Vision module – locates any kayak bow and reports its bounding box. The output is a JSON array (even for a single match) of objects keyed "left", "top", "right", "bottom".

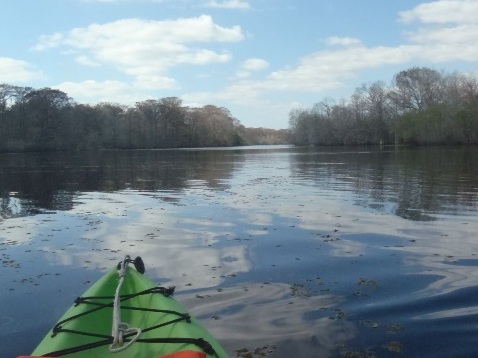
[{"left": 20, "top": 256, "right": 229, "bottom": 358}]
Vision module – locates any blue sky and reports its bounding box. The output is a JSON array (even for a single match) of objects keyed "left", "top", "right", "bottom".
[{"left": 1, "top": 0, "right": 478, "bottom": 129}]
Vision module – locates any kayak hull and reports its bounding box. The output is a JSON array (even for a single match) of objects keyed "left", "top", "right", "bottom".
[{"left": 29, "top": 264, "right": 229, "bottom": 358}]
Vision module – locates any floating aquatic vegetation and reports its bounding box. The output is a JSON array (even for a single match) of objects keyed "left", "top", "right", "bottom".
[
  {"left": 235, "top": 344, "right": 276, "bottom": 358},
  {"left": 323, "top": 236, "right": 341, "bottom": 242},
  {"left": 338, "top": 345, "right": 376, "bottom": 358},
  {"left": 353, "top": 291, "right": 369, "bottom": 298},
  {"left": 359, "top": 320, "right": 405, "bottom": 335},
  {"left": 360, "top": 320, "right": 380, "bottom": 328},
  {"left": 330, "top": 308, "right": 346, "bottom": 320},
  {"left": 386, "top": 324, "right": 404, "bottom": 334},
  {"left": 357, "top": 278, "right": 379, "bottom": 288},
  {"left": 289, "top": 283, "right": 311, "bottom": 297},
  {"left": 383, "top": 341, "right": 405, "bottom": 354},
  {"left": 1, "top": 253, "right": 20, "bottom": 268}
]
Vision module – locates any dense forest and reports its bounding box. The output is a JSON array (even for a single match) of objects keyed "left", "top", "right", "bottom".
[
  {"left": 0, "top": 84, "right": 287, "bottom": 152},
  {"left": 3, "top": 66, "right": 476, "bottom": 152},
  {"left": 289, "top": 67, "right": 478, "bottom": 146}
]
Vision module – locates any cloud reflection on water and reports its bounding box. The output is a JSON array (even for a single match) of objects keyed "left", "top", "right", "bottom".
[
  {"left": 181, "top": 282, "right": 356, "bottom": 357},
  {"left": 1, "top": 190, "right": 252, "bottom": 290}
]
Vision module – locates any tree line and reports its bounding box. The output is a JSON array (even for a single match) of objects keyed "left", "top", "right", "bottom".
[
  {"left": 289, "top": 67, "right": 478, "bottom": 146},
  {"left": 0, "top": 84, "right": 287, "bottom": 152}
]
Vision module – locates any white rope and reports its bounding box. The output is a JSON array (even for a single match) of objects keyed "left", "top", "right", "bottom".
[{"left": 109, "top": 255, "right": 142, "bottom": 353}]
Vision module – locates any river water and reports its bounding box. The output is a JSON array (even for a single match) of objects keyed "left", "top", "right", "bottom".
[{"left": 1, "top": 146, "right": 478, "bottom": 357}]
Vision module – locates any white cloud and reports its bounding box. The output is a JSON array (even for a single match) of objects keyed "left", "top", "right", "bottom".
[
  {"left": 408, "top": 24, "right": 478, "bottom": 44},
  {"left": 204, "top": 0, "right": 251, "bottom": 10},
  {"left": 75, "top": 55, "right": 101, "bottom": 67},
  {"left": 23, "top": 0, "right": 478, "bottom": 129},
  {"left": 0, "top": 57, "right": 42, "bottom": 83},
  {"left": 241, "top": 58, "right": 269, "bottom": 71},
  {"left": 133, "top": 74, "right": 178, "bottom": 90},
  {"left": 257, "top": 1, "right": 478, "bottom": 96},
  {"left": 404, "top": 23, "right": 478, "bottom": 63},
  {"left": 54, "top": 80, "right": 145, "bottom": 104},
  {"left": 235, "top": 58, "right": 269, "bottom": 78},
  {"left": 226, "top": 44, "right": 414, "bottom": 95},
  {"left": 269, "top": 0, "right": 478, "bottom": 93},
  {"left": 400, "top": 1, "right": 478, "bottom": 63},
  {"left": 81, "top": 0, "right": 170, "bottom": 2},
  {"left": 31, "top": 33, "right": 64, "bottom": 51},
  {"left": 34, "top": 16, "right": 244, "bottom": 90},
  {"left": 190, "top": 0, "right": 478, "bottom": 109},
  {"left": 399, "top": 0, "right": 478, "bottom": 24},
  {"left": 325, "top": 36, "right": 362, "bottom": 47},
  {"left": 194, "top": 44, "right": 342, "bottom": 104}
]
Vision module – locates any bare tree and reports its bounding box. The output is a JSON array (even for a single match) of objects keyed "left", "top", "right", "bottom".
[{"left": 389, "top": 67, "right": 444, "bottom": 112}]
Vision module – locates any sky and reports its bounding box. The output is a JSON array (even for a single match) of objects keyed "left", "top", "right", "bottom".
[{"left": 1, "top": 0, "right": 478, "bottom": 129}]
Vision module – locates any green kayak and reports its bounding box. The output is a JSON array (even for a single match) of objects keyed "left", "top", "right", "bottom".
[{"left": 20, "top": 256, "right": 230, "bottom": 358}]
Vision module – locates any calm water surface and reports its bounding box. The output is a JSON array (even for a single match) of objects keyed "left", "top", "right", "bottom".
[{"left": 1, "top": 146, "right": 478, "bottom": 357}]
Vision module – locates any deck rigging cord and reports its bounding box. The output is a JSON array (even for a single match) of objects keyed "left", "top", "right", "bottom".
[
  {"left": 42, "top": 255, "right": 217, "bottom": 357},
  {"left": 109, "top": 255, "right": 142, "bottom": 352}
]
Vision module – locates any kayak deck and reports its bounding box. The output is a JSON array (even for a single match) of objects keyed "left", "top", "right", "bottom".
[{"left": 28, "top": 257, "right": 229, "bottom": 358}]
